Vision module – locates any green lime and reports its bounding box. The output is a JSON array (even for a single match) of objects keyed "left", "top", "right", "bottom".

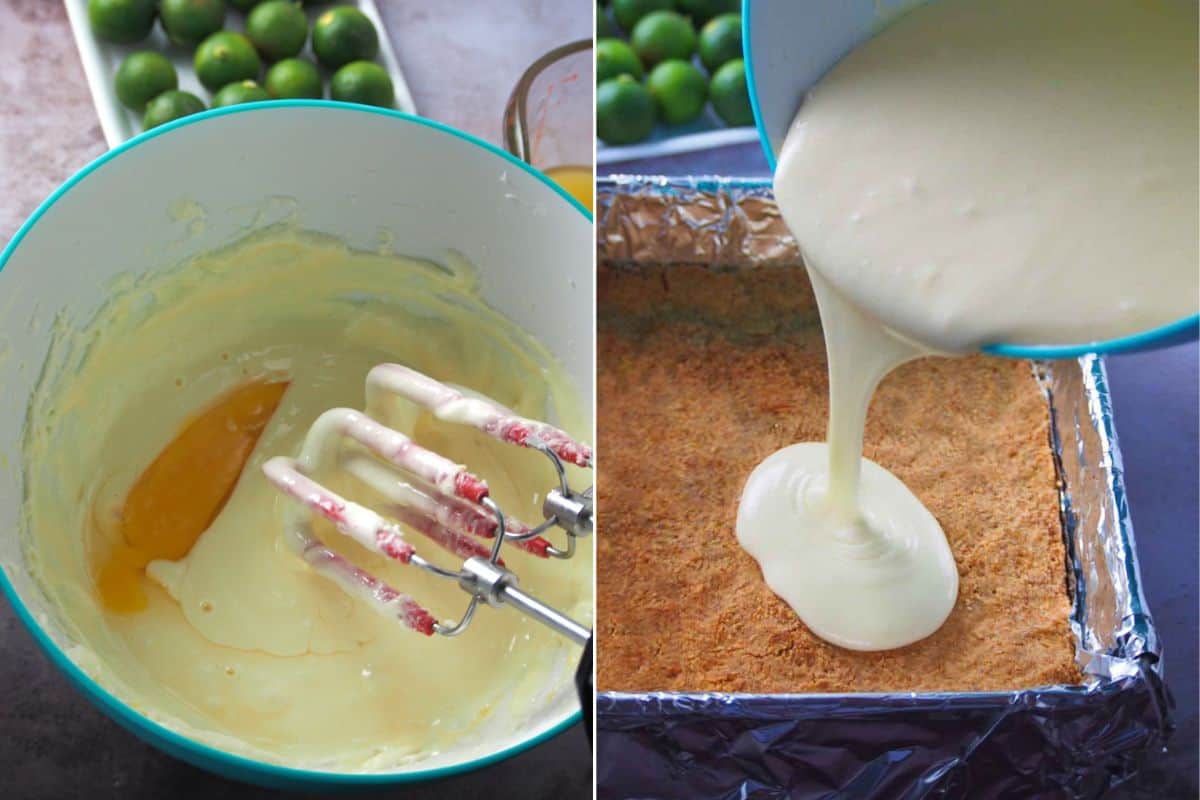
[
  {"left": 698, "top": 13, "right": 742, "bottom": 72},
  {"left": 312, "top": 6, "right": 379, "bottom": 69},
  {"left": 330, "top": 61, "right": 394, "bottom": 107},
  {"left": 709, "top": 58, "right": 753, "bottom": 126},
  {"left": 596, "top": 74, "right": 656, "bottom": 145},
  {"left": 265, "top": 58, "right": 323, "bottom": 98},
  {"left": 645, "top": 59, "right": 706, "bottom": 125},
  {"left": 630, "top": 10, "right": 696, "bottom": 68},
  {"left": 195, "top": 32, "right": 262, "bottom": 92},
  {"left": 675, "top": 0, "right": 738, "bottom": 26},
  {"left": 114, "top": 51, "right": 178, "bottom": 112},
  {"left": 87, "top": 0, "right": 156, "bottom": 44},
  {"left": 596, "top": 38, "right": 644, "bottom": 84},
  {"left": 142, "top": 90, "right": 205, "bottom": 130},
  {"left": 597, "top": 4, "right": 618, "bottom": 38},
  {"left": 212, "top": 79, "right": 272, "bottom": 107},
  {"left": 611, "top": 0, "right": 672, "bottom": 31},
  {"left": 246, "top": 1, "right": 309, "bottom": 62},
  {"left": 159, "top": 0, "right": 225, "bottom": 48}
]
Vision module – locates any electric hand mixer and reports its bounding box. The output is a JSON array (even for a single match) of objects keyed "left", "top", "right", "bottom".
[{"left": 262, "top": 364, "right": 593, "bottom": 648}]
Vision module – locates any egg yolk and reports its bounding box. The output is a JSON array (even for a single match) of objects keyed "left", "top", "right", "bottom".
[{"left": 94, "top": 380, "right": 289, "bottom": 613}]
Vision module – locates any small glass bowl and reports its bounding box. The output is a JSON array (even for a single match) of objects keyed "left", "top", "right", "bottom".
[{"left": 503, "top": 39, "right": 593, "bottom": 212}]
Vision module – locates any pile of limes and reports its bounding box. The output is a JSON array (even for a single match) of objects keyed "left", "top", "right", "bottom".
[
  {"left": 596, "top": 0, "right": 751, "bottom": 146},
  {"left": 88, "top": 0, "right": 395, "bottom": 132}
]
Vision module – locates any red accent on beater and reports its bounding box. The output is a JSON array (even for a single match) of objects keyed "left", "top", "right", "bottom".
[
  {"left": 520, "top": 536, "right": 552, "bottom": 558},
  {"left": 454, "top": 472, "right": 489, "bottom": 503},
  {"left": 399, "top": 599, "right": 437, "bottom": 636},
  {"left": 375, "top": 528, "right": 415, "bottom": 563},
  {"left": 392, "top": 507, "right": 500, "bottom": 565},
  {"left": 313, "top": 496, "right": 346, "bottom": 524}
]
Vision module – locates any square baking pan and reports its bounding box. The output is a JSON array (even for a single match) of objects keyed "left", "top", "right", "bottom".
[{"left": 595, "top": 177, "right": 1173, "bottom": 800}]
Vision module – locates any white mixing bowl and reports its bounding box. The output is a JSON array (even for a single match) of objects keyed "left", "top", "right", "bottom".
[{"left": 0, "top": 102, "right": 591, "bottom": 789}]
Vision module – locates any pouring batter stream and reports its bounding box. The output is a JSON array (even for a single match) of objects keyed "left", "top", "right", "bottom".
[{"left": 738, "top": 0, "right": 1198, "bottom": 650}]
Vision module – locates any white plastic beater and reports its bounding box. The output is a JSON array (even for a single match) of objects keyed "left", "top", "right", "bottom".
[{"left": 262, "top": 364, "right": 592, "bottom": 645}]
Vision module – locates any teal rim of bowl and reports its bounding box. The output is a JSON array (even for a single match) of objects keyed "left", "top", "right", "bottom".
[
  {"left": 983, "top": 314, "right": 1200, "bottom": 359},
  {"left": 739, "top": 2, "right": 1198, "bottom": 358},
  {"left": 0, "top": 99, "right": 587, "bottom": 787},
  {"left": 742, "top": 0, "right": 777, "bottom": 172}
]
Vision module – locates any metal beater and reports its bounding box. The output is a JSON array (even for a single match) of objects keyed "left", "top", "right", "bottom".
[{"left": 262, "top": 364, "right": 592, "bottom": 645}]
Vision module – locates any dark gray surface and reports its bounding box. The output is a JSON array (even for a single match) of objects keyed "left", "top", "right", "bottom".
[
  {"left": 1104, "top": 343, "right": 1199, "bottom": 799},
  {"left": 0, "top": 597, "right": 591, "bottom": 798}
]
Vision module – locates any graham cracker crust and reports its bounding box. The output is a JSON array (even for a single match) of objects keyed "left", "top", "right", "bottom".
[{"left": 596, "top": 265, "right": 1080, "bottom": 694}]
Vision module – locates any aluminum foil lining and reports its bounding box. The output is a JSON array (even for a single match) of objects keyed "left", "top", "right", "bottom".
[{"left": 595, "top": 177, "right": 1173, "bottom": 800}]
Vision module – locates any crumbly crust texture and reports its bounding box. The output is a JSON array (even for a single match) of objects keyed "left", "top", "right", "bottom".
[{"left": 597, "top": 266, "right": 1080, "bottom": 693}]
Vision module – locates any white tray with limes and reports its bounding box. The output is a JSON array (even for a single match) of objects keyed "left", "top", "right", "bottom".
[
  {"left": 596, "top": 1, "right": 757, "bottom": 165},
  {"left": 65, "top": 0, "right": 417, "bottom": 147}
]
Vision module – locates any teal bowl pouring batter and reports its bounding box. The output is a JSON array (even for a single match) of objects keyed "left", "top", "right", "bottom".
[{"left": 743, "top": 0, "right": 1199, "bottom": 359}]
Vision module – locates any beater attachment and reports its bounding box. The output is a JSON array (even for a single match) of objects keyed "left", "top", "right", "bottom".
[{"left": 263, "top": 364, "right": 592, "bottom": 644}]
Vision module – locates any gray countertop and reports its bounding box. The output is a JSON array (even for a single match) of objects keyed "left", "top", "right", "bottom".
[{"left": 0, "top": 2, "right": 591, "bottom": 798}]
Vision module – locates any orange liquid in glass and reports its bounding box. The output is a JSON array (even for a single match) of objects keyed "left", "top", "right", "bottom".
[{"left": 545, "top": 165, "right": 593, "bottom": 213}]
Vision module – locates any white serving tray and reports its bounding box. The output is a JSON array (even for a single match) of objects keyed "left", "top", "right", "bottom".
[
  {"left": 64, "top": 0, "right": 417, "bottom": 147},
  {"left": 597, "top": 123, "right": 758, "bottom": 166}
]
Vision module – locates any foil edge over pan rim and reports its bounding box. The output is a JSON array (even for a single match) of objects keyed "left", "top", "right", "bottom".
[{"left": 594, "top": 176, "right": 1172, "bottom": 797}]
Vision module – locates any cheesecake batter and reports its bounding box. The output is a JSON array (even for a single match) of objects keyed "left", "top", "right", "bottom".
[
  {"left": 739, "top": 0, "right": 1198, "bottom": 649},
  {"left": 22, "top": 228, "right": 591, "bottom": 769}
]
